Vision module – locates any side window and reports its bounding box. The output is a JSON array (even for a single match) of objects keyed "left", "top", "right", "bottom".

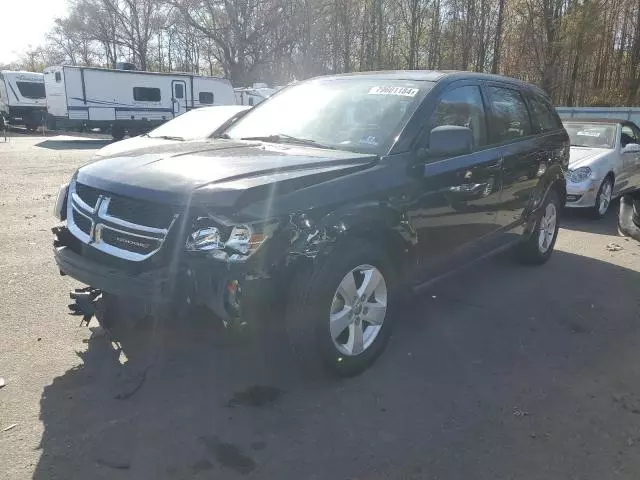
[
  {"left": 199, "top": 91, "right": 214, "bottom": 104},
  {"left": 133, "top": 87, "right": 161, "bottom": 102},
  {"left": 488, "top": 86, "right": 532, "bottom": 142},
  {"left": 431, "top": 85, "right": 487, "bottom": 149},
  {"left": 55, "top": 72, "right": 61, "bottom": 83},
  {"left": 621, "top": 125, "right": 638, "bottom": 147},
  {"left": 174, "top": 83, "right": 184, "bottom": 99},
  {"left": 528, "top": 95, "right": 562, "bottom": 133}
]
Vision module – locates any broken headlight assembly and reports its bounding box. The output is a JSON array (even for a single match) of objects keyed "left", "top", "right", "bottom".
[
  {"left": 185, "top": 219, "right": 278, "bottom": 258},
  {"left": 53, "top": 182, "right": 69, "bottom": 221}
]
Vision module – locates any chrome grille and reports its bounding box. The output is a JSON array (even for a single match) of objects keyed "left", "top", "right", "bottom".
[
  {"left": 67, "top": 181, "right": 178, "bottom": 261},
  {"left": 72, "top": 208, "right": 92, "bottom": 235}
]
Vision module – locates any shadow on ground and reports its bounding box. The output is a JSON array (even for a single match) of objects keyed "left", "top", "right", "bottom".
[
  {"left": 561, "top": 199, "right": 621, "bottom": 236},
  {"left": 35, "top": 138, "right": 111, "bottom": 150},
  {"left": 34, "top": 250, "right": 640, "bottom": 479}
]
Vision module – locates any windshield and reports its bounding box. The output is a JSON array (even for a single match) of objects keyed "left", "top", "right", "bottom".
[
  {"left": 225, "top": 78, "right": 432, "bottom": 154},
  {"left": 16, "top": 81, "right": 45, "bottom": 99},
  {"left": 564, "top": 122, "right": 616, "bottom": 149},
  {"left": 147, "top": 106, "right": 248, "bottom": 140}
]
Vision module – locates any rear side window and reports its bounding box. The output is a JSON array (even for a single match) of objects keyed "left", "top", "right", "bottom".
[
  {"left": 55, "top": 72, "right": 61, "bottom": 82},
  {"left": 133, "top": 87, "right": 161, "bottom": 102},
  {"left": 431, "top": 85, "right": 487, "bottom": 149},
  {"left": 16, "top": 82, "right": 45, "bottom": 99},
  {"left": 199, "top": 91, "right": 214, "bottom": 104},
  {"left": 488, "top": 86, "right": 531, "bottom": 142},
  {"left": 528, "top": 95, "right": 562, "bottom": 133}
]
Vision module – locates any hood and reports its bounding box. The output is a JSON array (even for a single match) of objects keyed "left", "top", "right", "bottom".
[
  {"left": 76, "top": 140, "right": 377, "bottom": 209},
  {"left": 94, "top": 136, "right": 178, "bottom": 158},
  {"left": 569, "top": 146, "right": 611, "bottom": 169}
]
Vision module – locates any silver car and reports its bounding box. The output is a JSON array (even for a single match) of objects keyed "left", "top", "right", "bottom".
[{"left": 564, "top": 119, "right": 640, "bottom": 218}]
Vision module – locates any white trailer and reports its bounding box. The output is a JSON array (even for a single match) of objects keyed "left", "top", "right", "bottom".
[
  {"left": 234, "top": 85, "right": 277, "bottom": 106},
  {"left": 43, "top": 66, "right": 236, "bottom": 139},
  {"left": 0, "top": 71, "right": 47, "bottom": 131}
]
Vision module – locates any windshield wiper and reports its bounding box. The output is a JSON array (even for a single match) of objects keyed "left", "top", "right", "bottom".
[
  {"left": 240, "top": 134, "right": 336, "bottom": 150},
  {"left": 149, "top": 135, "right": 185, "bottom": 141}
]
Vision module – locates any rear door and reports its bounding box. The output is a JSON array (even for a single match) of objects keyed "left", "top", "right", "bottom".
[
  {"left": 484, "top": 83, "right": 543, "bottom": 235},
  {"left": 407, "top": 82, "right": 504, "bottom": 282}
]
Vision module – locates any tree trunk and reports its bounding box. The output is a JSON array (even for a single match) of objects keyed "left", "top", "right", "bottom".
[{"left": 491, "top": 0, "right": 505, "bottom": 74}]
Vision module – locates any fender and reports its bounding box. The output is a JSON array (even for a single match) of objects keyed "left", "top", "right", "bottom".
[{"left": 286, "top": 199, "right": 418, "bottom": 274}]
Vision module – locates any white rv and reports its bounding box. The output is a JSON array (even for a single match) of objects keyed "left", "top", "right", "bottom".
[
  {"left": 43, "top": 66, "right": 236, "bottom": 139},
  {"left": 0, "top": 71, "right": 47, "bottom": 131},
  {"left": 234, "top": 84, "right": 277, "bottom": 106}
]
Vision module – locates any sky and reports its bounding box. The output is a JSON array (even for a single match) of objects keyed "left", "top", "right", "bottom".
[{"left": 0, "top": 0, "right": 68, "bottom": 64}]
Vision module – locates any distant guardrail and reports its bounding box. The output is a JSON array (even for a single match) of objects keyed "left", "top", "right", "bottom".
[{"left": 556, "top": 107, "right": 640, "bottom": 125}]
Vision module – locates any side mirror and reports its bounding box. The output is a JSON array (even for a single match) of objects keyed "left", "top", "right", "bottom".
[
  {"left": 623, "top": 143, "right": 640, "bottom": 153},
  {"left": 427, "top": 125, "right": 473, "bottom": 158}
]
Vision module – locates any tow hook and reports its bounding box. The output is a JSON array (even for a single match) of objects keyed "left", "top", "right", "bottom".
[{"left": 68, "top": 286, "right": 102, "bottom": 325}]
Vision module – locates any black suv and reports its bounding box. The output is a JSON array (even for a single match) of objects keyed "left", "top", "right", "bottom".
[{"left": 53, "top": 71, "right": 568, "bottom": 376}]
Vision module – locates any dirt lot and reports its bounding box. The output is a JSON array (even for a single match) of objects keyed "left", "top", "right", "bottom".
[{"left": 2, "top": 132, "right": 640, "bottom": 480}]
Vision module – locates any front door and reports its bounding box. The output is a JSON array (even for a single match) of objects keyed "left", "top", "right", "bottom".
[
  {"left": 172, "top": 80, "right": 187, "bottom": 117},
  {"left": 407, "top": 83, "right": 504, "bottom": 282}
]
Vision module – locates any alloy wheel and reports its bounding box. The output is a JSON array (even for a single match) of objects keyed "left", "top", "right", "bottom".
[
  {"left": 329, "top": 264, "right": 387, "bottom": 357},
  {"left": 538, "top": 202, "right": 557, "bottom": 253},
  {"left": 598, "top": 179, "right": 613, "bottom": 216}
]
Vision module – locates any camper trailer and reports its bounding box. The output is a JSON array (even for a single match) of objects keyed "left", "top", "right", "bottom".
[
  {"left": 43, "top": 66, "right": 236, "bottom": 139},
  {"left": 234, "top": 84, "right": 277, "bottom": 106},
  {"left": 0, "top": 71, "right": 47, "bottom": 131}
]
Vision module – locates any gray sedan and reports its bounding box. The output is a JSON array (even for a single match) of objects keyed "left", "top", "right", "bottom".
[{"left": 564, "top": 119, "right": 640, "bottom": 218}]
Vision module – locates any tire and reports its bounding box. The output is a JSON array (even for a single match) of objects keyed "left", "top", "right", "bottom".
[
  {"left": 591, "top": 176, "right": 614, "bottom": 219},
  {"left": 25, "top": 123, "right": 38, "bottom": 133},
  {"left": 517, "top": 189, "right": 561, "bottom": 265},
  {"left": 111, "top": 124, "right": 125, "bottom": 141},
  {"left": 285, "top": 240, "right": 396, "bottom": 377}
]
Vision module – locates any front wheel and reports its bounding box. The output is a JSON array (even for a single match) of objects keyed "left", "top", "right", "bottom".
[
  {"left": 592, "top": 176, "right": 614, "bottom": 219},
  {"left": 285, "top": 241, "right": 395, "bottom": 377},
  {"left": 517, "top": 189, "right": 561, "bottom": 265}
]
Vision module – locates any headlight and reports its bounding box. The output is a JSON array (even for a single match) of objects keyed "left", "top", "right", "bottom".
[
  {"left": 185, "top": 227, "right": 222, "bottom": 251},
  {"left": 185, "top": 221, "right": 276, "bottom": 256},
  {"left": 53, "top": 183, "right": 69, "bottom": 220},
  {"left": 567, "top": 166, "right": 593, "bottom": 183}
]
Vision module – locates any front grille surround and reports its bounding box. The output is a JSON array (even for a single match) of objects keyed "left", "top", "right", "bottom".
[{"left": 67, "top": 181, "right": 178, "bottom": 261}]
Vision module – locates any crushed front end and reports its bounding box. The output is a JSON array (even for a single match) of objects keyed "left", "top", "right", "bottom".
[{"left": 52, "top": 179, "right": 286, "bottom": 326}]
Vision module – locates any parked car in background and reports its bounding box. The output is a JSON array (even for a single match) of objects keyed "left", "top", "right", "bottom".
[
  {"left": 563, "top": 118, "right": 640, "bottom": 218},
  {"left": 93, "top": 105, "right": 250, "bottom": 158},
  {"left": 53, "top": 71, "right": 567, "bottom": 377}
]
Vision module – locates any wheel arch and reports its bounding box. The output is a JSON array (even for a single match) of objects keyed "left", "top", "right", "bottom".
[{"left": 285, "top": 202, "right": 418, "bottom": 282}]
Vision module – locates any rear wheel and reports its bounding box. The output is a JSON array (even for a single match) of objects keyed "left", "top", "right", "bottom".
[
  {"left": 285, "top": 241, "right": 395, "bottom": 377},
  {"left": 517, "top": 189, "right": 560, "bottom": 265},
  {"left": 592, "top": 176, "right": 614, "bottom": 219},
  {"left": 111, "top": 124, "right": 125, "bottom": 141}
]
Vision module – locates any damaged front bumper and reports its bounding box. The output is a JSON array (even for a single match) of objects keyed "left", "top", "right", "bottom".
[{"left": 53, "top": 226, "right": 280, "bottom": 324}]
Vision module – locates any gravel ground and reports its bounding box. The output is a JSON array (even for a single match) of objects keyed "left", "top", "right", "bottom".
[{"left": 1, "top": 133, "right": 640, "bottom": 480}]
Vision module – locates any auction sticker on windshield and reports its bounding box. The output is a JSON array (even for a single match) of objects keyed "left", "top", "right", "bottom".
[
  {"left": 369, "top": 86, "right": 419, "bottom": 97},
  {"left": 577, "top": 130, "right": 603, "bottom": 137}
]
